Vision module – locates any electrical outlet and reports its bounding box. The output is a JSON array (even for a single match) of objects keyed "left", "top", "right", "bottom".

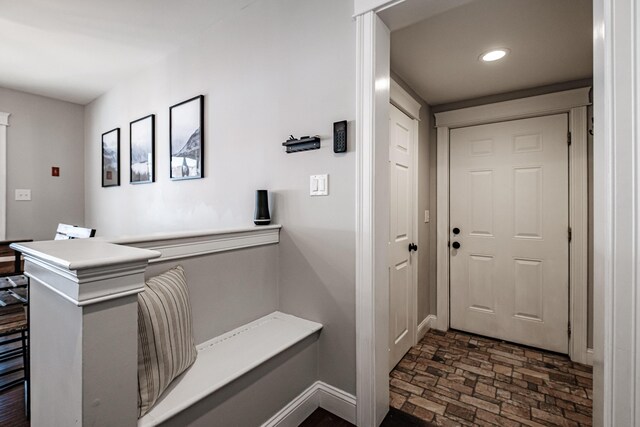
[{"left": 15, "top": 189, "right": 31, "bottom": 201}]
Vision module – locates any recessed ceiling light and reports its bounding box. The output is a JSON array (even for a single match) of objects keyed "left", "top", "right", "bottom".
[{"left": 480, "top": 49, "right": 509, "bottom": 62}]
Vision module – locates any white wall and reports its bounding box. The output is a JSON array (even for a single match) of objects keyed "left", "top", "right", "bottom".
[
  {"left": 84, "top": 0, "right": 356, "bottom": 394},
  {"left": 0, "top": 86, "right": 85, "bottom": 241}
]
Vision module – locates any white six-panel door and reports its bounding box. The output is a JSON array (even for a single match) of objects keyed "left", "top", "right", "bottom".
[
  {"left": 449, "top": 114, "right": 569, "bottom": 353},
  {"left": 389, "top": 104, "right": 416, "bottom": 370}
]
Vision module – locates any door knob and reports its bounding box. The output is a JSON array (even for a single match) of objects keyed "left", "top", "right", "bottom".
[
  {"left": 452, "top": 227, "right": 460, "bottom": 235},
  {"left": 452, "top": 241, "right": 461, "bottom": 249},
  {"left": 408, "top": 243, "right": 418, "bottom": 252}
]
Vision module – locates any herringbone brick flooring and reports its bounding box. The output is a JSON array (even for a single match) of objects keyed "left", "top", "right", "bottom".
[{"left": 390, "top": 329, "right": 592, "bottom": 426}]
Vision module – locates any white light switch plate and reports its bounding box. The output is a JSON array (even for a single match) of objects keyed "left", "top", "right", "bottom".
[
  {"left": 310, "top": 174, "right": 329, "bottom": 196},
  {"left": 424, "top": 210, "right": 430, "bottom": 223},
  {"left": 15, "top": 189, "right": 31, "bottom": 201}
]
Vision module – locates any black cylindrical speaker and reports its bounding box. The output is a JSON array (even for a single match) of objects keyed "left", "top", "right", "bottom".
[{"left": 254, "top": 190, "right": 271, "bottom": 225}]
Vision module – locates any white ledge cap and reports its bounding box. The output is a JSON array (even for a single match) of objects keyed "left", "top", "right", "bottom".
[
  {"left": 103, "top": 224, "right": 282, "bottom": 245},
  {"left": 11, "top": 239, "right": 161, "bottom": 271}
]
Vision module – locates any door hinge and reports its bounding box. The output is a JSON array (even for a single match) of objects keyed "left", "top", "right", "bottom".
[
  {"left": 568, "top": 227, "right": 572, "bottom": 242},
  {"left": 568, "top": 322, "right": 572, "bottom": 337},
  {"left": 568, "top": 132, "right": 572, "bottom": 145}
]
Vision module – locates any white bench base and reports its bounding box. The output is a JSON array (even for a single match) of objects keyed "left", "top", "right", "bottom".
[{"left": 138, "top": 311, "right": 322, "bottom": 427}]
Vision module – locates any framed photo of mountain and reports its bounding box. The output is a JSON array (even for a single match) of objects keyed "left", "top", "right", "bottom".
[
  {"left": 102, "top": 127, "right": 120, "bottom": 187},
  {"left": 130, "top": 114, "right": 155, "bottom": 184},
  {"left": 170, "top": 95, "right": 204, "bottom": 180}
]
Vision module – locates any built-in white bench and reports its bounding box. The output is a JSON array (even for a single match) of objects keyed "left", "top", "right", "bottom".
[
  {"left": 139, "top": 311, "right": 322, "bottom": 427},
  {"left": 12, "top": 225, "right": 330, "bottom": 427}
]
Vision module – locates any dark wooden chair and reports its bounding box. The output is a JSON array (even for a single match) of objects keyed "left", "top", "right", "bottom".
[{"left": 0, "top": 242, "right": 30, "bottom": 417}]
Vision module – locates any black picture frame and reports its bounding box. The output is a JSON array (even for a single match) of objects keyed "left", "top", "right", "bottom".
[
  {"left": 130, "top": 114, "right": 155, "bottom": 184},
  {"left": 102, "top": 128, "right": 120, "bottom": 187},
  {"left": 170, "top": 95, "right": 204, "bottom": 180}
]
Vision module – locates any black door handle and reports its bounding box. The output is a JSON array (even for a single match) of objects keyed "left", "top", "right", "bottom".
[
  {"left": 408, "top": 243, "right": 418, "bottom": 252},
  {"left": 452, "top": 241, "right": 461, "bottom": 249}
]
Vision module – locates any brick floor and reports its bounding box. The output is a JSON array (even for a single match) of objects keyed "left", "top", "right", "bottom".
[{"left": 390, "top": 329, "right": 592, "bottom": 426}]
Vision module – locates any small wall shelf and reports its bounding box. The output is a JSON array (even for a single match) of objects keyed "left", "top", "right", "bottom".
[{"left": 282, "top": 136, "right": 321, "bottom": 153}]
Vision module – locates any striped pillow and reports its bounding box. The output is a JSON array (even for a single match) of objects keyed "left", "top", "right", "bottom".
[{"left": 137, "top": 265, "right": 197, "bottom": 417}]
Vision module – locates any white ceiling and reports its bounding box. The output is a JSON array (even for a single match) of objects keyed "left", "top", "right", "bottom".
[
  {"left": 389, "top": 0, "right": 593, "bottom": 106},
  {"left": 0, "top": 0, "right": 258, "bottom": 104}
]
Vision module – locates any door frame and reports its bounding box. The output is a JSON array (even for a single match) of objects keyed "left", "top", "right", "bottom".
[
  {"left": 354, "top": 0, "right": 635, "bottom": 425},
  {"left": 433, "top": 87, "right": 591, "bottom": 364},
  {"left": 389, "top": 79, "right": 421, "bottom": 350}
]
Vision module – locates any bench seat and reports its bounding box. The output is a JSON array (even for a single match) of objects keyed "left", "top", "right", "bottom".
[{"left": 138, "top": 311, "right": 323, "bottom": 427}]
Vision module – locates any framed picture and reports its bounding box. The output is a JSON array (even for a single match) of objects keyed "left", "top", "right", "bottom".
[
  {"left": 102, "top": 128, "right": 120, "bottom": 187},
  {"left": 130, "top": 114, "right": 155, "bottom": 184},
  {"left": 170, "top": 95, "right": 204, "bottom": 180}
]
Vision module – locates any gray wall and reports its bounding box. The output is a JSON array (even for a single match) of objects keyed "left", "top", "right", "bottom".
[
  {"left": 0, "top": 86, "right": 85, "bottom": 241},
  {"left": 144, "top": 245, "right": 279, "bottom": 345},
  {"left": 84, "top": 0, "right": 356, "bottom": 394}
]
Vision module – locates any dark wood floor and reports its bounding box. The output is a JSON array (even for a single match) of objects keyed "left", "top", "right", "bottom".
[
  {"left": 300, "top": 407, "right": 430, "bottom": 426},
  {"left": 0, "top": 328, "right": 29, "bottom": 427},
  {"left": 0, "top": 384, "right": 28, "bottom": 427}
]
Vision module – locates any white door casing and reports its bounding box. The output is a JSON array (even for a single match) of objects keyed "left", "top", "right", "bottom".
[
  {"left": 0, "top": 112, "right": 9, "bottom": 241},
  {"left": 435, "top": 87, "right": 590, "bottom": 364},
  {"left": 388, "top": 104, "right": 416, "bottom": 370},
  {"left": 449, "top": 114, "right": 569, "bottom": 353}
]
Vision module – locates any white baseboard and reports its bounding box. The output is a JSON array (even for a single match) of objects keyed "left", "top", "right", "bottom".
[
  {"left": 261, "top": 381, "right": 356, "bottom": 427},
  {"left": 586, "top": 348, "right": 593, "bottom": 366},
  {"left": 316, "top": 382, "right": 357, "bottom": 423},
  {"left": 417, "top": 314, "right": 437, "bottom": 341}
]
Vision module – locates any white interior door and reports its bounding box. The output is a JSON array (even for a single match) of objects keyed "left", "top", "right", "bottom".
[
  {"left": 389, "top": 104, "right": 416, "bottom": 371},
  {"left": 449, "top": 114, "right": 569, "bottom": 353}
]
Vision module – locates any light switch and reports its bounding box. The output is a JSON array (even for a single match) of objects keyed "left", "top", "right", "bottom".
[
  {"left": 15, "top": 189, "right": 31, "bottom": 201},
  {"left": 310, "top": 174, "right": 329, "bottom": 196},
  {"left": 424, "top": 210, "right": 430, "bottom": 223}
]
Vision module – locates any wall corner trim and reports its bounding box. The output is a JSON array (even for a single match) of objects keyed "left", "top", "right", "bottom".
[
  {"left": 0, "top": 111, "right": 8, "bottom": 240},
  {"left": 261, "top": 381, "right": 356, "bottom": 427},
  {"left": 0, "top": 112, "right": 10, "bottom": 127}
]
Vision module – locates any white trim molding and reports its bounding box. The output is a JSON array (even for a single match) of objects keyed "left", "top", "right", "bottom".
[
  {"left": 11, "top": 239, "right": 160, "bottom": 306},
  {"left": 355, "top": 11, "right": 391, "bottom": 427},
  {"left": 417, "top": 314, "right": 437, "bottom": 342},
  {"left": 435, "top": 126, "right": 450, "bottom": 332},
  {"left": 0, "top": 112, "right": 9, "bottom": 241},
  {"left": 593, "top": 0, "right": 640, "bottom": 424},
  {"left": 261, "top": 381, "right": 356, "bottom": 427},
  {"left": 390, "top": 79, "right": 421, "bottom": 120},
  {"left": 107, "top": 225, "right": 281, "bottom": 263},
  {"left": 434, "top": 88, "right": 591, "bottom": 128},
  {"left": 434, "top": 88, "right": 591, "bottom": 364}
]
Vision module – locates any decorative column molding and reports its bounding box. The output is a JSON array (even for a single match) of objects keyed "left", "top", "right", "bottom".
[
  {"left": 593, "top": 0, "right": 640, "bottom": 424},
  {"left": 355, "top": 11, "right": 391, "bottom": 427},
  {"left": 0, "top": 112, "right": 9, "bottom": 241},
  {"left": 11, "top": 239, "right": 160, "bottom": 427}
]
